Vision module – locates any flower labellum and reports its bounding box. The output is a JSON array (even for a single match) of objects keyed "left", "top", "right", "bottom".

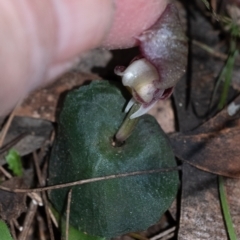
[{"left": 115, "top": 3, "right": 188, "bottom": 119}]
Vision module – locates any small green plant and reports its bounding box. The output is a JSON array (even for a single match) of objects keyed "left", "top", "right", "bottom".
[
  {"left": 218, "top": 176, "right": 237, "bottom": 240},
  {"left": 212, "top": 24, "right": 239, "bottom": 110},
  {"left": 48, "top": 3, "right": 187, "bottom": 239},
  {"left": 0, "top": 220, "right": 13, "bottom": 240},
  {"left": 5, "top": 149, "right": 23, "bottom": 177},
  {"left": 48, "top": 81, "right": 179, "bottom": 239},
  {"left": 201, "top": 0, "right": 240, "bottom": 109}
]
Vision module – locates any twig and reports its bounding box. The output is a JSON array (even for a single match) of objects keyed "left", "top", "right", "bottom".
[
  {"left": 40, "top": 151, "right": 58, "bottom": 229},
  {"left": 65, "top": 189, "right": 72, "bottom": 240},
  {"left": 0, "top": 166, "right": 181, "bottom": 193},
  {"left": 28, "top": 192, "right": 43, "bottom": 206},
  {"left": 48, "top": 207, "right": 58, "bottom": 228},
  {"left": 41, "top": 153, "right": 49, "bottom": 186},
  {"left": 0, "top": 165, "right": 12, "bottom": 178},
  {"left": 161, "top": 232, "right": 175, "bottom": 240},
  {"left": 18, "top": 200, "right": 38, "bottom": 240},
  {"left": 42, "top": 193, "right": 55, "bottom": 240},
  {"left": 37, "top": 215, "right": 46, "bottom": 240},
  {"left": 0, "top": 163, "right": 43, "bottom": 205},
  {"left": 0, "top": 133, "right": 28, "bottom": 155},
  {"left": 9, "top": 220, "right": 17, "bottom": 240},
  {"left": 150, "top": 226, "right": 176, "bottom": 240},
  {"left": 13, "top": 219, "right": 23, "bottom": 232},
  {"left": 0, "top": 102, "right": 21, "bottom": 147},
  {"left": 33, "top": 152, "right": 44, "bottom": 186},
  {"left": 128, "top": 233, "right": 149, "bottom": 240},
  {"left": 33, "top": 151, "right": 55, "bottom": 240},
  {"left": 192, "top": 39, "right": 228, "bottom": 60}
]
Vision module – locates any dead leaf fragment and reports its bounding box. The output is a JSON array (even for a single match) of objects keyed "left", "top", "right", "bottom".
[
  {"left": 148, "top": 99, "right": 175, "bottom": 133},
  {"left": 0, "top": 117, "right": 53, "bottom": 163},
  {"left": 170, "top": 96, "right": 240, "bottom": 178},
  {"left": 178, "top": 164, "right": 228, "bottom": 240},
  {"left": 16, "top": 72, "right": 100, "bottom": 122},
  {"left": 0, "top": 177, "right": 26, "bottom": 221}
]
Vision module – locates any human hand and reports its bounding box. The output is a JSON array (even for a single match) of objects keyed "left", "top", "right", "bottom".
[{"left": 0, "top": 0, "right": 167, "bottom": 116}]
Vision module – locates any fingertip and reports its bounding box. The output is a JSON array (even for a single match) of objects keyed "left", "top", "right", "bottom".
[
  {"left": 53, "top": 0, "right": 114, "bottom": 63},
  {"left": 102, "top": 0, "right": 168, "bottom": 49}
]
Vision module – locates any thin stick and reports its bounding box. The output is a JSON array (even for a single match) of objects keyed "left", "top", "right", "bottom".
[
  {"left": 48, "top": 207, "right": 58, "bottom": 228},
  {"left": 0, "top": 165, "right": 12, "bottom": 178},
  {"left": 13, "top": 219, "right": 23, "bottom": 232},
  {"left": 37, "top": 215, "right": 46, "bottom": 240},
  {"left": 39, "top": 153, "right": 58, "bottom": 229},
  {"left": 33, "top": 152, "right": 44, "bottom": 185},
  {"left": 41, "top": 154, "right": 49, "bottom": 186},
  {"left": 0, "top": 132, "right": 28, "bottom": 155},
  {"left": 161, "top": 232, "right": 175, "bottom": 240},
  {"left": 0, "top": 102, "right": 21, "bottom": 147},
  {"left": 128, "top": 233, "right": 149, "bottom": 240},
  {"left": 28, "top": 192, "right": 43, "bottom": 206},
  {"left": 192, "top": 39, "right": 227, "bottom": 60},
  {"left": 150, "top": 226, "right": 176, "bottom": 240},
  {"left": 0, "top": 162, "right": 43, "bottom": 205},
  {"left": 33, "top": 151, "right": 55, "bottom": 240},
  {"left": 41, "top": 193, "right": 55, "bottom": 240},
  {"left": 18, "top": 200, "right": 38, "bottom": 240},
  {"left": 0, "top": 166, "right": 181, "bottom": 193},
  {"left": 65, "top": 189, "right": 72, "bottom": 240},
  {"left": 9, "top": 220, "right": 17, "bottom": 240}
]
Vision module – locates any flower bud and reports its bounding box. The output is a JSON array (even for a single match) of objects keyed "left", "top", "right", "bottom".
[
  {"left": 115, "top": 58, "right": 169, "bottom": 119},
  {"left": 115, "top": 3, "right": 188, "bottom": 119}
]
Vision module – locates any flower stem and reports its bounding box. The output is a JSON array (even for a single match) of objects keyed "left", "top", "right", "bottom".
[{"left": 114, "top": 103, "right": 140, "bottom": 146}]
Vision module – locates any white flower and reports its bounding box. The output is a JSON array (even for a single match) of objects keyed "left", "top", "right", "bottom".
[
  {"left": 114, "top": 3, "right": 188, "bottom": 119},
  {"left": 115, "top": 58, "right": 173, "bottom": 119}
]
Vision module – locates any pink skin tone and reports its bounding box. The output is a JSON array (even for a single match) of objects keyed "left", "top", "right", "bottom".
[{"left": 0, "top": 0, "right": 167, "bottom": 116}]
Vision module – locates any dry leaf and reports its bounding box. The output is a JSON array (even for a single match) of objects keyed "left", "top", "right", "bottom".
[
  {"left": 178, "top": 164, "right": 228, "bottom": 240},
  {"left": 16, "top": 72, "right": 100, "bottom": 122},
  {"left": 0, "top": 117, "right": 53, "bottom": 164},
  {"left": 0, "top": 178, "right": 26, "bottom": 221},
  {"left": 170, "top": 96, "right": 240, "bottom": 178},
  {"left": 148, "top": 99, "right": 175, "bottom": 133}
]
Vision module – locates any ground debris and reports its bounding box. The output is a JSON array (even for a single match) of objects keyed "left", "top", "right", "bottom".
[
  {"left": 0, "top": 117, "right": 52, "bottom": 163},
  {"left": 172, "top": 2, "right": 240, "bottom": 239},
  {"left": 0, "top": 177, "right": 26, "bottom": 221}
]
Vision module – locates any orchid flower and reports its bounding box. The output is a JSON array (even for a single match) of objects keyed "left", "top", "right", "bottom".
[{"left": 115, "top": 3, "right": 188, "bottom": 119}]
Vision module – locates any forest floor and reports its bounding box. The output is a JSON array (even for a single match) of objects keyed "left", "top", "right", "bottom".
[{"left": 1, "top": 0, "right": 240, "bottom": 239}]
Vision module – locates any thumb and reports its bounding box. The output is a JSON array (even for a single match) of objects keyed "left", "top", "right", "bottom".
[
  {"left": 0, "top": 0, "right": 114, "bottom": 116},
  {"left": 0, "top": 0, "right": 167, "bottom": 116}
]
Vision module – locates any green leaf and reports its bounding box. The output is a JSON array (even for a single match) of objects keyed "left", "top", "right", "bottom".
[
  {"left": 5, "top": 149, "right": 23, "bottom": 177},
  {"left": 51, "top": 206, "right": 105, "bottom": 240},
  {"left": 219, "top": 176, "right": 237, "bottom": 240},
  {"left": 0, "top": 220, "right": 13, "bottom": 240},
  {"left": 218, "top": 49, "right": 238, "bottom": 110},
  {"left": 63, "top": 222, "right": 105, "bottom": 240},
  {"left": 49, "top": 80, "right": 179, "bottom": 239}
]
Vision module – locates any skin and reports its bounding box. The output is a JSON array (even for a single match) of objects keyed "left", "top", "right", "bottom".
[{"left": 0, "top": 0, "right": 167, "bottom": 116}]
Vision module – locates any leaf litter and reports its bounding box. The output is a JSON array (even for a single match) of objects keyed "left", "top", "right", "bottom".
[{"left": 1, "top": 0, "right": 240, "bottom": 239}]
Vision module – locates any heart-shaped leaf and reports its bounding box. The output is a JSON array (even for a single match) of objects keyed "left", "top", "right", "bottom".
[{"left": 48, "top": 80, "right": 178, "bottom": 239}]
